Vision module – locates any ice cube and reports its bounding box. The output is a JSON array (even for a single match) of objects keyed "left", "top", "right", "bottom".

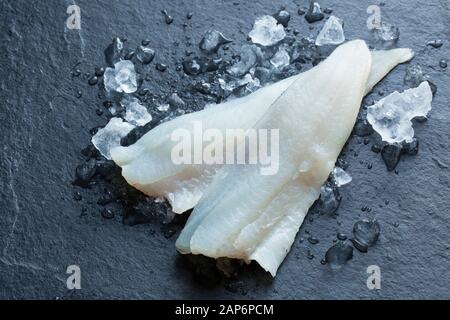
[
  {"left": 123, "top": 98, "right": 152, "bottom": 126},
  {"left": 270, "top": 47, "right": 290, "bottom": 69},
  {"left": 305, "top": 2, "right": 325, "bottom": 23},
  {"left": 273, "top": 9, "right": 291, "bottom": 27},
  {"left": 351, "top": 220, "right": 380, "bottom": 252},
  {"left": 104, "top": 60, "right": 138, "bottom": 94},
  {"left": 239, "top": 73, "right": 261, "bottom": 92},
  {"left": 103, "top": 67, "right": 119, "bottom": 93},
  {"left": 315, "top": 16, "right": 345, "bottom": 46},
  {"left": 373, "top": 22, "right": 400, "bottom": 42},
  {"left": 291, "top": 37, "right": 320, "bottom": 63},
  {"left": 325, "top": 241, "right": 353, "bottom": 269},
  {"left": 332, "top": 167, "right": 352, "bottom": 187},
  {"left": 248, "top": 15, "right": 286, "bottom": 46},
  {"left": 92, "top": 117, "right": 135, "bottom": 159},
  {"left": 317, "top": 185, "right": 341, "bottom": 215},
  {"left": 199, "top": 30, "right": 232, "bottom": 54},
  {"left": 135, "top": 45, "right": 155, "bottom": 64},
  {"left": 227, "top": 45, "right": 261, "bottom": 77},
  {"left": 367, "top": 81, "right": 433, "bottom": 143},
  {"left": 219, "top": 74, "right": 261, "bottom": 97}
]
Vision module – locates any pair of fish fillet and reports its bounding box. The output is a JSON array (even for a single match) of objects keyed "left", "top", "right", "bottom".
[{"left": 111, "top": 40, "right": 414, "bottom": 276}]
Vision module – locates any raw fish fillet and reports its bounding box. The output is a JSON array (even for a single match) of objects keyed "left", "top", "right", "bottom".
[
  {"left": 111, "top": 46, "right": 413, "bottom": 214},
  {"left": 111, "top": 41, "right": 414, "bottom": 276}
]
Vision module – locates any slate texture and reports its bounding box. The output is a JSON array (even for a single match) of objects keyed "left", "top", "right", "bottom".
[{"left": 1, "top": 0, "right": 449, "bottom": 299}]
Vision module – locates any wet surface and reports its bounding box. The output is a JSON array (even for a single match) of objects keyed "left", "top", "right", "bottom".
[{"left": 1, "top": 0, "right": 450, "bottom": 299}]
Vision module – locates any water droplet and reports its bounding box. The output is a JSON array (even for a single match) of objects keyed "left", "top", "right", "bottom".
[
  {"left": 273, "top": 9, "right": 291, "bottom": 27},
  {"left": 305, "top": 2, "right": 324, "bottom": 23},
  {"left": 155, "top": 63, "right": 168, "bottom": 72},
  {"left": 161, "top": 9, "right": 174, "bottom": 24},
  {"left": 325, "top": 241, "right": 353, "bottom": 269},
  {"left": 337, "top": 233, "right": 347, "bottom": 241},
  {"left": 135, "top": 46, "right": 155, "bottom": 64},
  {"left": 427, "top": 39, "right": 443, "bottom": 48},
  {"left": 88, "top": 76, "right": 98, "bottom": 86},
  {"left": 199, "top": 30, "right": 232, "bottom": 54},
  {"left": 371, "top": 144, "right": 381, "bottom": 153},
  {"left": 104, "top": 37, "right": 124, "bottom": 67},
  {"left": 381, "top": 143, "right": 402, "bottom": 171},
  {"left": 101, "top": 208, "right": 115, "bottom": 219},
  {"left": 308, "top": 236, "right": 319, "bottom": 245},
  {"left": 351, "top": 220, "right": 381, "bottom": 252}
]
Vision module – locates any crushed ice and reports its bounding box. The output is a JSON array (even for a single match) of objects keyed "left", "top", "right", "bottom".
[
  {"left": 270, "top": 47, "right": 290, "bottom": 69},
  {"left": 123, "top": 97, "right": 153, "bottom": 126},
  {"left": 332, "top": 167, "right": 352, "bottom": 187},
  {"left": 367, "top": 81, "right": 433, "bottom": 143},
  {"left": 104, "top": 60, "right": 138, "bottom": 93},
  {"left": 315, "top": 16, "right": 345, "bottom": 46},
  {"left": 92, "top": 117, "right": 135, "bottom": 159},
  {"left": 248, "top": 15, "right": 286, "bottom": 47},
  {"left": 372, "top": 22, "right": 400, "bottom": 43}
]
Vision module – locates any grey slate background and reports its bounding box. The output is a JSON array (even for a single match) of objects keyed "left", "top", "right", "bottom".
[{"left": 1, "top": 0, "right": 450, "bottom": 299}]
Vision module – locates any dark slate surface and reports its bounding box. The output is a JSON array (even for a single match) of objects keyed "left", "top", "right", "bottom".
[{"left": 1, "top": 0, "right": 450, "bottom": 299}]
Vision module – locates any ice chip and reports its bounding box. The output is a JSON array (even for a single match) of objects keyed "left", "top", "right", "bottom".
[
  {"left": 103, "top": 60, "right": 138, "bottom": 94},
  {"left": 228, "top": 45, "right": 260, "bottom": 77},
  {"left": 373, "top": 22, "right": 400, "bottom": 42},
  {"left": 249, "top": 15, "right": 286, "bottom": 46},
  {"left": 135, "top": 45, "right": 155, "bottom": 64},
  {"left": 103, "top": 67, "right": 119, "bottom": 93},
  {"left": 270, "top": 48, "right": 290, "bottom": 69},
  {"left": 92, "top": 117, "right": 135, "bottom": 159},
  {"left": 352, "top": 220, "right": 380, "bottom": 252},
  {"left": 199, "top": 30, "right": 232, "bottom": 54},
  {"left": 123, "top": 99, "right": 152, "bottom": 126},
  {"left": 317, "top": 185, "right": 341, "bottom": 215},
  {"left": 115, "top": 60, "right": 138, "bottom": 93},
  {"left": 305, "top": 2, "right": 324, "bottom": 23},
  {"left": 315, "top": 16, "right": 345, "bottom": 46},
  {"left": 325, "top": 241, "right": 353, "bottom": 269},
  {"left": 367, "top": 81, "right": 433, "bottom": 143},
  {"left": 272, "top": 9, "right": 291, "bottom": 27},
  {"left": 332, "top": 167, "right": 352, "bottom": 187},
  {"left": 219, "top": 74, "right": 261, "bottom": 97}
]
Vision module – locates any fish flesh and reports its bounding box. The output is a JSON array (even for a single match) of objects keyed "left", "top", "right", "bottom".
[
  {"left": 111, "top": 46, "right": 413, "bottom": 214},
  {"left": 111, "top": 40, "right": 413, "bottom": 276}
]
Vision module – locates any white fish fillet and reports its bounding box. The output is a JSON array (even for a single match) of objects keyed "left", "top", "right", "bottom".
[
  {"left": 112, "top": 46, "right": 413, "bottom": 215},
  {"left": 111, "top": 41, "right": 414, "bottom": 276}
]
